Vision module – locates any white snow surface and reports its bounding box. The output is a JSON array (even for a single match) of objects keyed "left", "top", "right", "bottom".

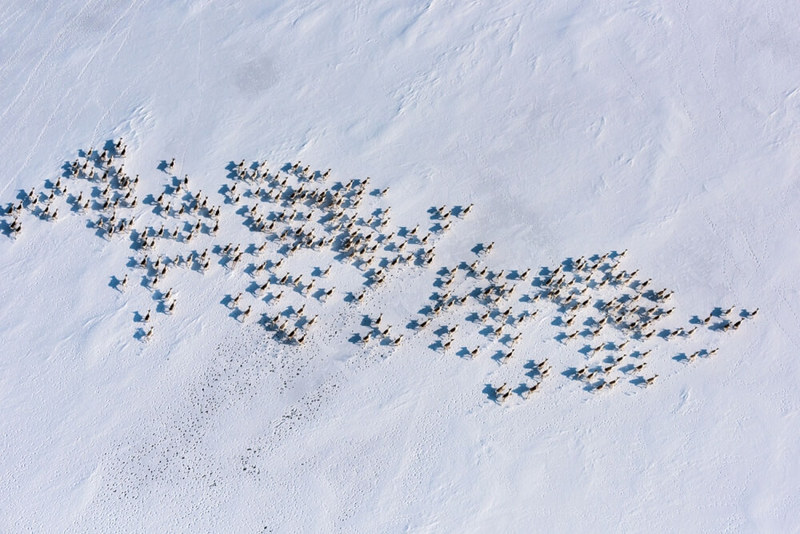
[{"left": 1, "top": 0, "right": 799, "bottom": 532}]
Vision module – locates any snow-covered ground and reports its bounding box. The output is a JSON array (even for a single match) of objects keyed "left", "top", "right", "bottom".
[{"left": 1, "top": 0, "right": 799, "bottom": 531}]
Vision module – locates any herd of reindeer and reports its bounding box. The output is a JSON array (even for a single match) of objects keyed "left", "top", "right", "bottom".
[{"left": 1, "top": 138, "right": 758, "bottom": 403}]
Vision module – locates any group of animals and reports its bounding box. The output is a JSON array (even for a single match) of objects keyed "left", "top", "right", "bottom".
[
  {"left": 362, "top": 240, "right": 757, "bottom": 402},
  {"left": 0, "top": 138, "right": 757, "bottom": 403}
]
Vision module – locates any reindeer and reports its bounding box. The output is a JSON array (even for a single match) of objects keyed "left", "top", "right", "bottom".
[
  {"left": 9, "top": 219, "right": 21, "bottom": 236},
  {"left": 628, "top": 361, "right": 646, "bottom": 374},
  {"left": 495, "top": 383, "right": 509, "bottom": 397},
  {"left": 302, "top": 279, "right": 316, "bottom": 295},
  {"left": 254, "top": 261, "right": 267, "bottom": 276},
  {"left": 256, "top": 281, "right": 270, "bottom": 296},
  {"left": 320, "top": 287, "right": 335, "bottom": 300},
  {"left": 523, "top": 382, "right": 541, "bottom": 399}
]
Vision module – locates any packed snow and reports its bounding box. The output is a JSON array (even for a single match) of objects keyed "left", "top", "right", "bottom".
[{"left": 1, "top": 0, "right": 799, "bottom": 531}]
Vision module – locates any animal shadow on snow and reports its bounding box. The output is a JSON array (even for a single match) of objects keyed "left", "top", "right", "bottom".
[
  {"left": 629, "top": 376, "right": 647, "bottom": 387},
  {"left": 673, "top": 352, "right": 689, "bottom": 363},
  {"left": 456, "top": 347, "right": 472, "bottom": 359},
  {"left": 465, "top": 312, "right": 481, "bottom": 323},
  {"left": 482, "top": 384, "right": 500, "bottom": 402},
  {"left": 108, "top": 276, "right": 123, "bottom": 292},
  {"left": 60, "top": 161, "right": 74, "bottom": 178},
  {"left": 433, "top": 325, "right": 450, "bottom": 337},
  {"left": 513, "top": 383, "right": 530, "bottom": 397},
  {"left": 561, "top": 367, "right": 579, "bottom": 380},
  {"left": 490, "top": 349, "right": 507, "bottom": 363}
]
